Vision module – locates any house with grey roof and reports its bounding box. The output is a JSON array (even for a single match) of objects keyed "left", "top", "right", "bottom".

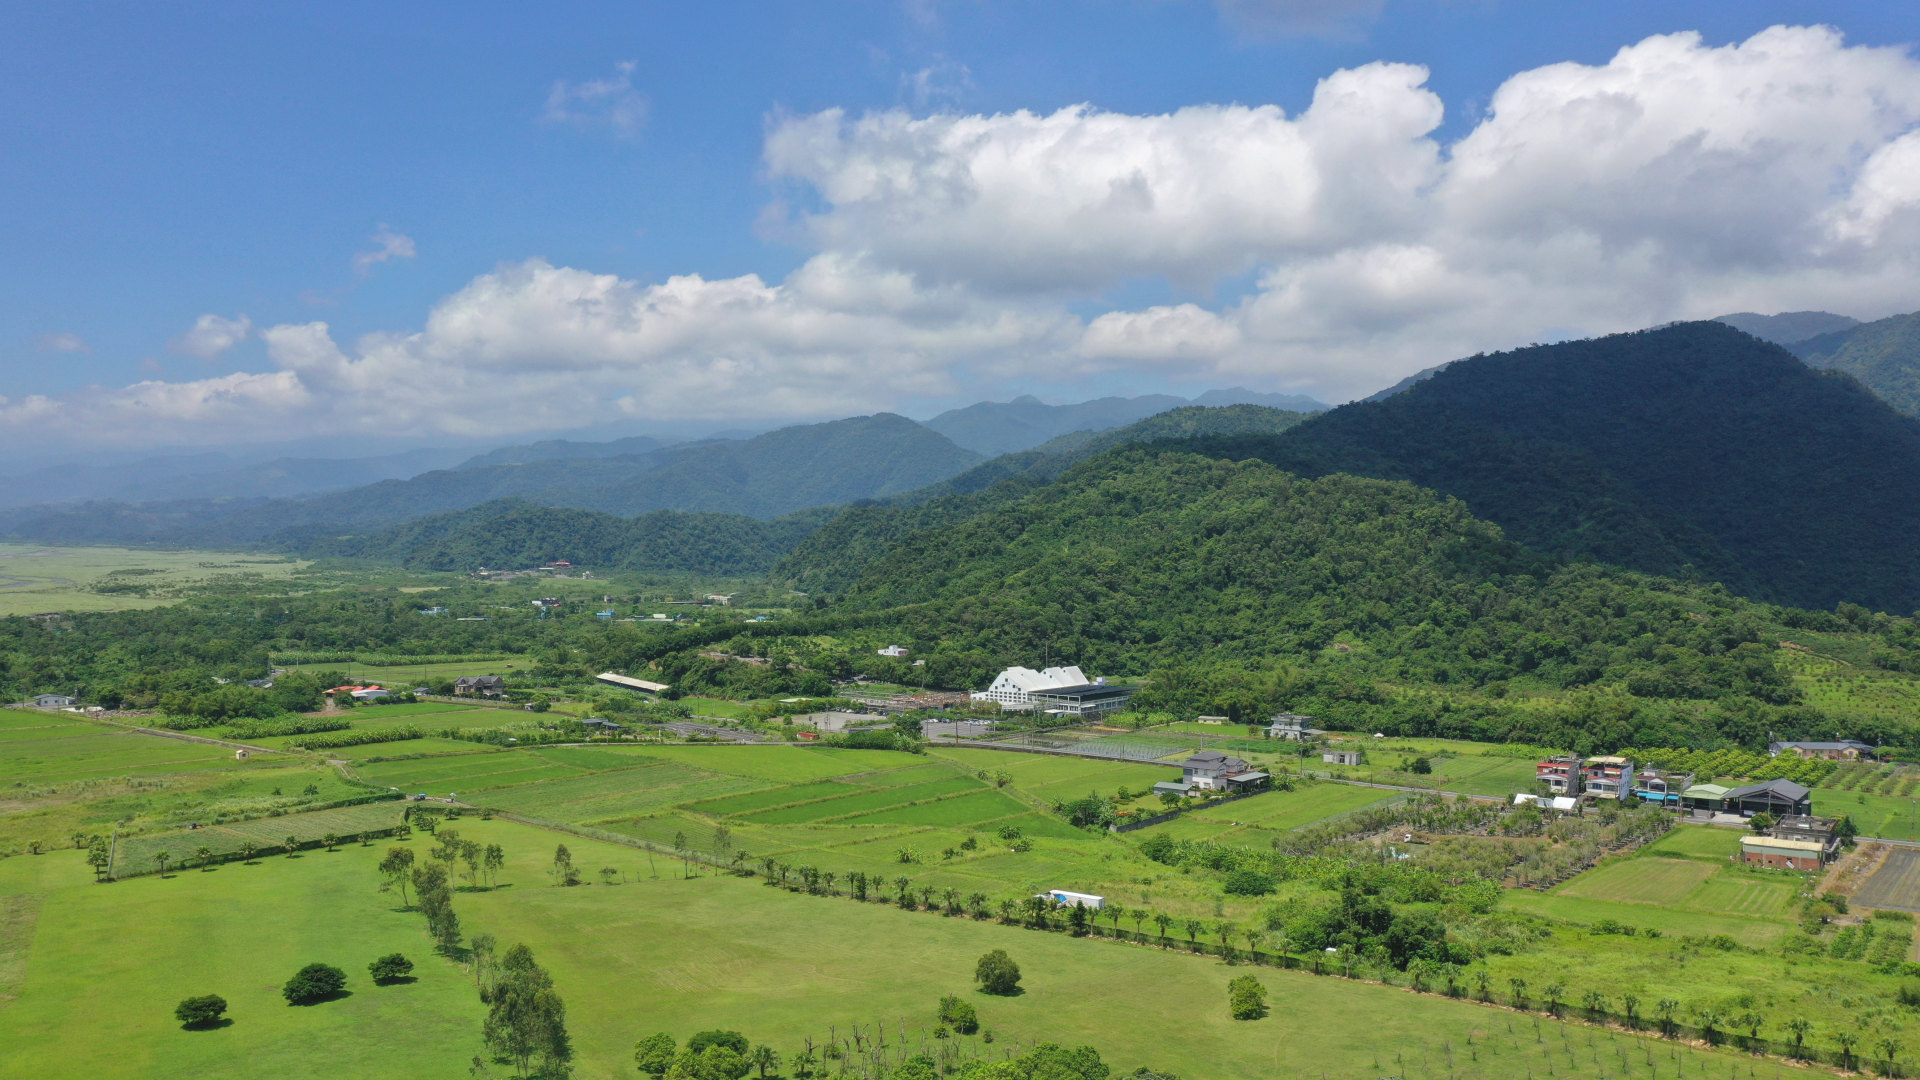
[
  {"left": 1767, "top": 739, "right": 1875, "bottom": 761},
  {"left": 1723, "top": 778, "right": 1813, "bottom": 818}
]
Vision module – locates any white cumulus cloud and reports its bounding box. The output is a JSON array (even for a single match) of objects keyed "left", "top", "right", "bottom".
[{"left": 169, "top": 313, "right": 253, "bottom": 359}]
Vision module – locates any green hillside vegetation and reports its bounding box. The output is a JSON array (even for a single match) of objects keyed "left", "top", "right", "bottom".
[
  {"left": 295, "top": 499, "right": 833, "bottom": 574},
  {"left": 792, "top": 447, "right": 1920, "bottom": 749},
  {"left": 777, "top": 404, "right": 1313, "bottom": 595},
  {"left": 1791, "top": 309, "right": 1920, "bottom": 417},
  {"left": 1184, "top": 321, "right": 1920, "bottom": 612}
]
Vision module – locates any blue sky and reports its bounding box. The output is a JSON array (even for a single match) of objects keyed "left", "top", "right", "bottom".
[{"left": 3, "top": 1, "right": 1918, "bottom": 455}]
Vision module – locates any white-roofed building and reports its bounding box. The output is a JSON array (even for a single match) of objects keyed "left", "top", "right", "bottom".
[{"left": 971, "top": 666, "right": 1089, "bottom": 711}]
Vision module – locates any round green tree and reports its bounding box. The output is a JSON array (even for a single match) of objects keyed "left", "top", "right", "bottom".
[
  {"left": 974, "top": 949, "right": 1021, "bottom": 995},
  {"left": 368, "top": 953, "right": 414, "bottom": 983},
  {"left": 174, "top": 994, "right": 227, "bottom": 1028},
  {"left": 282, "top": 962, "right": 347, "bottom": 1004}
]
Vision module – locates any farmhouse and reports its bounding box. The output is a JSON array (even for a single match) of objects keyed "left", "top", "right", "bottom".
[
  {"left": 1175, "top": 749, "right": 1270, "bottom": 792},
  {"left": 1323, "top": 749, "right": 1364, "bottom": 767},
  {"left": 350, "top": 687, "right": 390, "bottom": 702},
  {"left": 1681, "top": 782, "right": 1731, "bottom": 812},
  {"left": 1268, "top": 713, "right": 1314, "bottom": 740},
  {"left": 877, "top": 645, "right": 909, "bottom": 657},
  {"left": 1632, "top": 768, "right": 1693, "bottom": 805},
  {"left": 1740, "top": 815, "right": 1839, "bottom": 870},
  {"left": 1768, "top": 739, "right": 1876, "bottom": 760},
  {"left": 1723, "top": 778, "right": 1814, "bottom": 818},
  {"left": 32, "top": 693, "right": 75, "bottom": 708},
  {"left": 596, "top": 672, "right": 671, "bottom": 695},
  {"left": 1537, "top": 755, "right": 1638, "bottom": 799},
  {"left": 453, "top": 675, "right": 506, "bottom": 698},
  {"left": 581, "top": 718, "right": 625, "bottom": 733}
]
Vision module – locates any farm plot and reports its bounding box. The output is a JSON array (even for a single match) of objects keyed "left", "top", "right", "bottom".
[
  {"left": 1855, "top": 847, "right": 1920, "bottom": 913},
  {"left": 355, "top": 751, "right": 569, "bottom": 791},
  {"left": 632, "top": 745, "right": 901, "bottom": 783},
  {"left": 112, "top": 800, "right": 407, "bottom": 876},
  {"left": 1429, "top": 755, "right": 1540, "bottom": 797},
  {"left": 741, "top": 776, "right": 985, "bottom": 824},
  {"left": 1556, "top": 856, "right": 1718, "bottom": 906},
  {"left": 837, "top": 789, "right": 1029, "bottom": 827},
  {"left": 1184, "top": 783, "right": 1398, "bottom": 832},
  {"left": 930, "top": 748, "right": 1173, "bottom": 793},
  {"left": 684, "top": 782, "right": 859, "bottom": 816},
  {"left": 1689, "top": 872, "right": 1796, "bottom": 917},
  {"left": 1641, "top": 825, "right": 1743, "bottom": 860},
  {"left": 472, "top": 765, "right": 768, "bottom": 822}
]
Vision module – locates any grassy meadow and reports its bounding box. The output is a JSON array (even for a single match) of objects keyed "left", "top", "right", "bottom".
[
  {"left": 0, "top": 543, "right": 307, "bottom": 616},
  {"left": 0, "top": 820, "right": 1792, "bottom": 1080}
]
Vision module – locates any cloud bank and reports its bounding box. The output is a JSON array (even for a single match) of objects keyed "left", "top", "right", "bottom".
[{"left": 12, "top": 25, "right": 1920, "bottom": 448}]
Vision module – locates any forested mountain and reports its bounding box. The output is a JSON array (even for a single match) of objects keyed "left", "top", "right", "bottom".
[
  {"left": 288, "top": 498, "right": 831, "bottom": 575},
  {"left": 2, "top": 413, "right": 980, "bottom": 546},
  {"left": 1177, "top": 322, "right": 1920, "bottom": 613},
  {"left": 1714, "top": 310, "right": 1860, "bottom": 345},
  {"left": 922, "top": 388, "right": 1325, "bottom": 456},
  {"left": 776, "top": 404, "right": 1313, "bottom": 593},
  {"left": 452, "top": 434, "right": 669, "bottom": 470},
  {"left": 806, "top": 447, "right": 1851, "bottom": 749},
  {"left": 1788, "top": 310, "right": 1920, "bottom": 417}
]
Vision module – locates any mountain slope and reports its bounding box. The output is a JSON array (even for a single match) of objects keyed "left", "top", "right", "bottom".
[
  {"left": 1714, "top": 310, "right": 1860, "bottom": 345},
  {"left": 1187, "top": 321, "right": 1920, "bottom": 612},
  {"left": 775, "top": 404, "right": 1314, "bottom": 594},
  {"left": 453, "top": 435, "right": 667, "bottom": 470},
  {"left": 288, "top": 498, "right": 830, "bottom": 575},
  {"left": 1789, "top": 310, "right": 1920, "bottom": 417}
]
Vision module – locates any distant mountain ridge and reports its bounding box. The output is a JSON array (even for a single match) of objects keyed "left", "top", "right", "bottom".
[
  {"left": 2, "top": 413, "right": 982, "bottom": 546},
  {"left": 923, "top": 387, "right": 1326, "bottom": 456},
  {"left": 1786, "top": 311, "right": 1920, "bottom": 418}
]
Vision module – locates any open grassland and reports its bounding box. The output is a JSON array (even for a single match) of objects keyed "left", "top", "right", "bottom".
[
  {"left": 0, "top": 716, "right": 266, "bottom": 784},
  {"left": 0, "top": 823, "right": 1814, "bottom": 1080},
  {"left": 0, "top": 544, "right": 307, "bottom": 616},
  {"left": 1557, "top": 857, "right": 1719, "bottom": 906}
]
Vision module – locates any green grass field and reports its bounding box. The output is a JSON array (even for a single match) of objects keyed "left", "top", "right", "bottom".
[
  {"left": 1639, "top": 824, "right": 1743, "bottom": 860},
  {"left": 0, "top": 821, "right": 1815, "bottom": 1080},
  {"left": 0, "top": 544, "right": 308, "bottom": 616},
  {"left": 281, "top": 658, "right": 536, "bottom": 686}
]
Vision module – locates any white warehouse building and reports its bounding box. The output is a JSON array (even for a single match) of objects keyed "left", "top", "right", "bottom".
[{"left": 971, "top": 666, "right": 1136, "bottom": 717}]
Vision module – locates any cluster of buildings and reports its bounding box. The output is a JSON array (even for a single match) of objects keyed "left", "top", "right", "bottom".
[
  {"left": 970, "top": 665, "right": 1135, "bottom": 718},
  {"left": 1740, "top": 815, "right": 1843, "bottom": 869},
  {"left": 1531, "top": 753, "right": 1819, "bottom": 819}
]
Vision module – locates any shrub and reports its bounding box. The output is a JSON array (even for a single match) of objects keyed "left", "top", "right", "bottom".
[
  {"left": 282, "top": 962, "right": 347, "bottom": 1004},
  {"left": 1138, "top": 834, "right": 1176, "bottom": 863},
  {"left": 939, "top": 994, "right": 980, "bottom": 1034},
  {"left": 1223, "top": 869, "right": 1275, "bottom": 896},
  {"left": 1228, "top": 974, "right": 1269, "bottom": 1020},
  {"left": 975, "top": 949, "right": 1022, "bottom": 995},
  {"left": 1898, "top": 982, "right": 1920, "bottom": 1008},
  {"left": 687, "top": 1030, "right": 750, "bottom": 1056},
  {"left": 173, "top": 994, "right": 227, "bottom": 1028},
  {"left": 368, "top": 953, "right": 414, "bottom": 983}
]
